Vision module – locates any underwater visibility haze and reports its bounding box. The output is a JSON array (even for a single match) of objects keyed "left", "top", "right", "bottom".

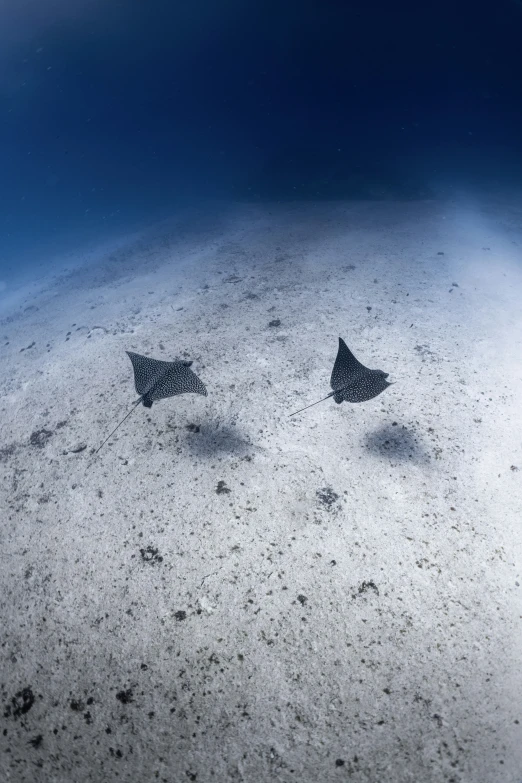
[{"left": 1, "top": 1, "right": 521, "bottom": 781}]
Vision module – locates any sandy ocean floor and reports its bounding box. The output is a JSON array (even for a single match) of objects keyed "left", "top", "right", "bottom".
[{"left": 1, "top": 198, "right": 521, "bottom": 783}]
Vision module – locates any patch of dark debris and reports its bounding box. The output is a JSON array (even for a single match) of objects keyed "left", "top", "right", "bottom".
[
  {"left": 29, "top": 429, "right": 53, "bottom": 448},
  {"left": 0, "top": 443, "right": 16, "bottom": 462},
  {"left": 414, "top": 344, "right": 438, "bottom": 362},
  {"left": 115, "top": 689, "right": 134, "bottom": 705},
  {"left": 354, "top": 581, "right": 379, "bottom": 598},
  {"left": 268, "top": 319, "right": 281, "bottom": 327},
  {"left": 174, "top": 610, "right": 187, "bottom": 621},
  {"left": 140, "top": 546, "right": 163, "bottom": 565},
  {"left": 316, "top": 486, "right": 339, "bottom": 509},
  {"left": 28, "top": 420, "right": 67, "bottom": 449},
  {"left": 28, "top": 734, "right": 43, "bottom": 748},
  {"left": 186, "top": 423, "right": 200, "bottom": 433},
  {"left": 334, "top": 755, "right": 359, "bottom": 773},
  {"left": 3, "top": 687, "right": 35, "bottom": 719},
  {"left": 216, "top": 480, "right": 231, "bottom": 495}
]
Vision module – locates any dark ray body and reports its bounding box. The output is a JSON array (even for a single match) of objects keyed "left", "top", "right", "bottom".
[
  {"left": 126, "top": 351, "right": 207, "bottom": 406},
  {"left": 290, "top": 337, "right": 392, "bottom": 417},
  {"left": 94, "top": 351, "right": 207, "bottom": 454}
]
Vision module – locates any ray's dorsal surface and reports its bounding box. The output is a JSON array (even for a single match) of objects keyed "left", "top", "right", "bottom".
[
  {"left": 126, "top": 351, "right": 207, "bottom": 406},
  {"left": 290, "top": 337, "right": 393, "bottom": 417},
  {"left": 94, "top": 351, "right": 207, "bottom": 455}
]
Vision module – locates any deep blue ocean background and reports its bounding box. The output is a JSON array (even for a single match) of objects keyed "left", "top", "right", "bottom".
[{"left": 1, "top": 0, "right": 522, "bottom": 279}]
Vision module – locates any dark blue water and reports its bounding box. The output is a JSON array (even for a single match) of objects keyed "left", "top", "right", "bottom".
[{"left": 1, "top": 0, "right": 522, "bottom": 279}]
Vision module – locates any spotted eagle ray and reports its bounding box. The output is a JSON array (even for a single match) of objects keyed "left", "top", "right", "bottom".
[
  {"left": 94, "top": 351, "right": 207, "bottom": 454},
  {"left": 290, "top": 337, "right": 393, "bottom": 417}
]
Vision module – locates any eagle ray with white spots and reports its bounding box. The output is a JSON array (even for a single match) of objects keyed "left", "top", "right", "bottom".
[
  {"left": 94, "top": 351, "right": 207, "bottom": 454},
  {"left": 290, "top": 337, "right": 393, "bottom": 417}
]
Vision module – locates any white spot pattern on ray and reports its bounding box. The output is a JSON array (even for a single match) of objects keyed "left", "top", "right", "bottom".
[
  {"left": 330, "top": 338, "right": 390, "bottom": 404},
  {"left": 126, "top": 351, "right": 207, "bottom": 401}
]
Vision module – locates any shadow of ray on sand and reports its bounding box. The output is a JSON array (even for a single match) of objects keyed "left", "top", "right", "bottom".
[
  {"left": 180, "top": 421, "right": 254, "bottom": 458},
  {"left": 363, "top": 422, "right": 432, "bottom": 465}
]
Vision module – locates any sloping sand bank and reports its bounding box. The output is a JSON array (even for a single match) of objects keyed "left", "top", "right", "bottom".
[{"left": 1, "top": 198, "right": 521, "bottom": 782}]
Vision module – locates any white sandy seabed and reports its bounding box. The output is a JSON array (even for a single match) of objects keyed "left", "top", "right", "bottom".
[{"left": 0, "top": 198, "right": 521, "bottom": 783}]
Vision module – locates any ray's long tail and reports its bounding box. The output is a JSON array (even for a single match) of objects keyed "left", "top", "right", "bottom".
[
  {"left": 93, "top": 397, "right": 142, "bottom": 455},
  {"left": 289, "top": 391, "right": 334, "bottom": 417}
]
